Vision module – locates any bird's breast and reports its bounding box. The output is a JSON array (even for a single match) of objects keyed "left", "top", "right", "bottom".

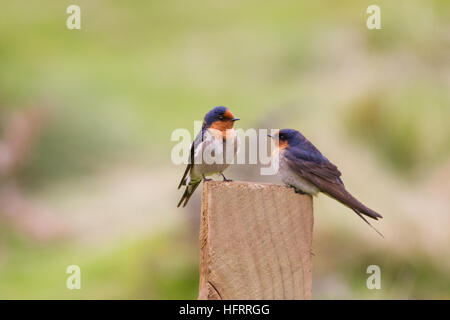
[
  {"left": 278, "top": 152, "right": 320, "bottom": 195},
  {"left": 191, "top": 129, "right": 238, "bottom": 176}
]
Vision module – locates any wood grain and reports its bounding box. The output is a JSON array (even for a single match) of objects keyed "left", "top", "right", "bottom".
[{"left": 198, "top": 180, "right": 314, "bottom": 300}]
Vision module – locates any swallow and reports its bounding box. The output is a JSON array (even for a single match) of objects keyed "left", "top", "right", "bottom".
[
  {"left": 177, "top": 106, "right": 240, "bottom": 207},
  {"left": 269, "top": 129, "right": 383, "bottom": 236}
]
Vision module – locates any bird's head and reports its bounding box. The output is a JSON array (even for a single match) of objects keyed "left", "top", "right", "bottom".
[
  {"left": 203, "top": 106, "right": 239, "bottom": 131},
  {"left": 268, "top": 128, "right": 302, "bottom": 150}
]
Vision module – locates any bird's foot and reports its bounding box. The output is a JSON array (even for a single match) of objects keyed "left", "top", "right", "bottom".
[
  {"left": 293, "top": 187, "right": 307, "bottom": 194},
  {"left": 221, "top": 173, "right": 232, "bottom": 182},
  {"left": 202, "top": 174, "right": 212, "bottom": 182}
]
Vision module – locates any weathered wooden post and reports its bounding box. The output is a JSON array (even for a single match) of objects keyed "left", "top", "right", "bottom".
[{"left": 198, "top": 181, "right": 314, "bottom": 300}]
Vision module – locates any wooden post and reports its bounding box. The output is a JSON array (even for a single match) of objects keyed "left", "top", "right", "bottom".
[{"left": 198, "top": 181, "right": 314, "bottom": 300}]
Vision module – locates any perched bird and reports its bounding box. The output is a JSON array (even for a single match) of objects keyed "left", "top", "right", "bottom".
[
  {"left": 177, "top": 106, "right": 240, "bottom": 207},
  {"left": 269, "top": 129, "right": 383, "bottom": 236}
]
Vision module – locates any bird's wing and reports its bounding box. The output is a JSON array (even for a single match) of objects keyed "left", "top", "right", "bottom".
[
  {"left": 284, "top": 147, "right": 382, "bottom": 221},
  {"left": 284, "top": 147, "right": 342, "bottom": 184},
  {"left": 177, "top": 129, "right": 204, "bottom": 189}
]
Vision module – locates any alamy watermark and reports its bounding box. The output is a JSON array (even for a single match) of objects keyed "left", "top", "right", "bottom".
[
  {"left": 366, "top": 265, "right": 381, "bottom": 289},
  {"left": 171, "top": 122, "right": 280, "bottom": 175},
  {"left": 66, "top": 265, "right": 81, "bottom": 290},
  {"left": 66, "top": 5, "right": 81, "bottom": 30},
  {"left": 367, "top": 5, "right": 381, "bottom": 30}
]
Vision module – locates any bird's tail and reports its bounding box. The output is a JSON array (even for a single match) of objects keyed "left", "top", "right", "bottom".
[
  {"left": 327, "top": 187, "right": 383, "bottom": 220},
  {"left": 177, "top": 179, "right": 201, "bottom": 208},
  {"left": 324, "top": 187, "right": 384, "bottom": 237},
  {"left": 351, "top": 208, "right": 384, "bottom": 238}
]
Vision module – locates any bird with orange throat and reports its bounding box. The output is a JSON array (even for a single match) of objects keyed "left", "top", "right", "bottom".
[
  {"left": 269, "top": 129, "right": 383, "bottom": 236},
  {"left": 178, "top": 106, "right": 240, "bottom": 207}
]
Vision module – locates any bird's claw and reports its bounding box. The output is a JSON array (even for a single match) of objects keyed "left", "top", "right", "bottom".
[
  {"left": 293, "top": 187, "right": 307, "bottom": 194},
  {"left": 221, "top": 173, "right": 232, "bottom": 182}
]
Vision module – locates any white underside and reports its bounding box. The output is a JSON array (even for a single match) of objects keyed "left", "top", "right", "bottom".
[
  {"left": 276, "top": 151, "right": 320, "bottom": 195},
  {"left": 188, "top": 130, "right": 239, "bottom": 183}
]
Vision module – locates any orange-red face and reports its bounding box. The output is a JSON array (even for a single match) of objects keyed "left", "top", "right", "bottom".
[
  {"left": 210, "top": 109, "right": 239, "bottom": 132},
  {"left": 270, "top": 130, "right": 289, "bottom": 150},
  {"left": 277, "top": 139, "right": 289, "bottom": 150}
]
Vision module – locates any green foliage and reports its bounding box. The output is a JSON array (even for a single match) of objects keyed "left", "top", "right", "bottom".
[
  {"left": 0, "top": 228, "right": 198, "bottom": 299},
  {"left": 345, "top": 85, "right": 450, "bottom": 176}
]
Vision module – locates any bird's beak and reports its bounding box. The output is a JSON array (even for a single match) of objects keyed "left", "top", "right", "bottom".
[
  {"left": 267, "top": 134, "right": 273, "bottom": 138},
  {"left": 231, "top": 118, "right": 240, "bottom": 121}
]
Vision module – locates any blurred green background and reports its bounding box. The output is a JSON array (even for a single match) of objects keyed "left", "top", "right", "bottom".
[{"left": 0, "top": 0, "right": 449, "bottom": 299}]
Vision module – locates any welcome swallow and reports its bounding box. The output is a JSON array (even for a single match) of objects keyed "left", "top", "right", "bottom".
[
  {"left": 269, "top": 129, "right": 383, "bottom": 236},
  {"left": 177, "top": 106, "right": 240, "bottom": 207}
]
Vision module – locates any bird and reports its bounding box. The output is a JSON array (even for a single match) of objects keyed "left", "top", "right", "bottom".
[
  {"left": 268, "top": 129, "right": 383, "bottom": 236},
  {"left": 177, "top": 106, "right": 240, "bottom": 207}
]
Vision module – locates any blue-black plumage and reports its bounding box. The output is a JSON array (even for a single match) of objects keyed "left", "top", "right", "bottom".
[{"left": 270, "top": 129, "right": 383, "bottom": 236}]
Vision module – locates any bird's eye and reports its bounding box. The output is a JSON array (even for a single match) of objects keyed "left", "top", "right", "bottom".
[{"left": 218, "top": 115, "right": 224, "bottom": 120}]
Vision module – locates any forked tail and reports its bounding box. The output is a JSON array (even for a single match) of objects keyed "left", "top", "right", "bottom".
[{"left": 177, "top": 179, "right": 201, "bottom": 207}]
